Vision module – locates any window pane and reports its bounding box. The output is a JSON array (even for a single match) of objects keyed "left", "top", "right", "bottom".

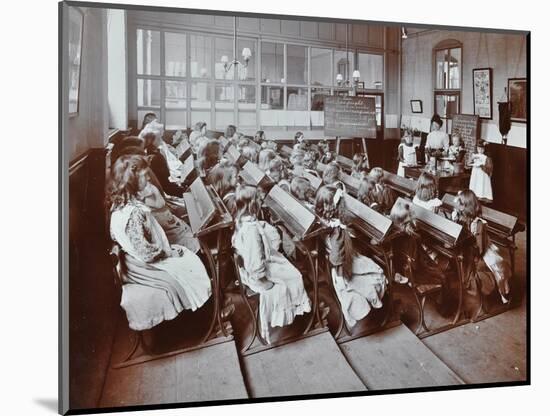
[
  {"left": 357, "top": 53, "right": 384, "bottom": 89},
  {"left": 364, "top": 95, "right": 383, "bottom": 126},
  {"left": 191, "top": 111, "right": 211, "bottom": 127},
  {"left": 238, "top": 85, "right": 256, "bottom": 109},
  {"left": 165, "top": 81, "right": 186, "bottom": 108},
  {"left": 216, "top": 112, "right": 235, "bottom": 130},
  {"left": 137, "top": 79, "right": 161, "bottom": 107},
  {"left": 287, "top": 87, "right": 308, "bottom": 110},
  {"left": 287, "top": 45, "right": 307, "bottom": 85},
  {"left": 165, "top": 110, "right": 187, "bottom": 130},
  {"left": 449, "top": 48, "right": 461, "bottom": 89},
  {"left": 215, "top": 37, "right": 234, "bottom": 80},
  {"left": 435, "top": 93, "right": 460, "bottom": 119},
  {"left": 311, "top": 48, "right": 331, "bottom": 86},
  {"left": 191, "top": 82, "right": 211, "bottom": 109},
  {"left": 215, "top": 84, "right": 234, "bottom": 109},
  {"left": 165, "top": 32, "right": 186, "bottom": 77},
  {"left": 435, "top": 49, "right": 447, "bottom": 89},
  {"left": 238, "top": 39, "right": 256, "bottom": 81},
  {"left": 136, "top": 29, "right": 160, "bottom": 75},
  {"left": 261, "top": 85, "right": 284, "bottom": 109},
  {"left": 190, "top": 35, "right": 211, "bottom": 78},
  {"left": 261, "top": 42, "right": 284, "bottom": 83},
  {"left": 334, "top": 51, "right": 353, "bottom": 85},
  {"left": 239, "top": 112, "right": 256, "bottom": 127},
  {"left": 311, "top": 88, "right": 331, "bottom": 111}
]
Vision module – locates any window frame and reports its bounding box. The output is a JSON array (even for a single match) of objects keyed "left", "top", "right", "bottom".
[{"left": 432, "top": 39, "right": 463, "bottom": 123}]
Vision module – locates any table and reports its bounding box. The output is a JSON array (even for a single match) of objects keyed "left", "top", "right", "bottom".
[{"left": 404, "top": 166, "right": 471, "bottom": 196}]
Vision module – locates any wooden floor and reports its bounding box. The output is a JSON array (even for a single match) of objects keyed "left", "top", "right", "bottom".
[
  {"left": 339, "top": 324, "right": 464, "bottom": 390},
  {"left": 423, "top": 306, "right": 527, "bottom": 384},
  {"left": 99, "top": 323, "right": 248, "bottom": 407},
  {"left": 93, "top": 231, "right": 527, "bottom": 408},
  {"left": 241, "top": 330, "right": 366, "bottom": 398}
]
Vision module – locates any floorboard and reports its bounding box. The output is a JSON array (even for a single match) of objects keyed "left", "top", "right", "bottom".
[
  {"left": 241, "top": 330, "right": 366, "bottom": 398},
  {"left": 339, "top": 323, "right": 464, "bottom": 390},
  {"left": 422, "top": 305, "right": 527, "bottom": 384}
]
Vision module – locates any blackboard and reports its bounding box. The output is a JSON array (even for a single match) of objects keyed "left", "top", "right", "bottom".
[
  {"left": 324, "top": 96, "right": 377, "bottom": 138},
  {"left": 451, "top": 114, "right": 480, "bottom": 161}
]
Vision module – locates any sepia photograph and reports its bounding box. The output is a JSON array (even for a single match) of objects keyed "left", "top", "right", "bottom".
[{"left": 59, "top": 1, "right": 529, "bottom": 414}]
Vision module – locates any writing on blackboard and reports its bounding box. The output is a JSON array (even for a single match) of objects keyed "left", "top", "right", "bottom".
[{"left": 324, "top": 96, "right": 377, "bottom": 138}]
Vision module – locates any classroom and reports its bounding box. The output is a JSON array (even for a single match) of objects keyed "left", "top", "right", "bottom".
[{"left": 62, "top": 2, "right": 528, "bottom": 412}]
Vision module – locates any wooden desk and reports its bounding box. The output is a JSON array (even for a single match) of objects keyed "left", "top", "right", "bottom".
[{"left": 404, "top": 166, "right": 470, "bottom": 196}]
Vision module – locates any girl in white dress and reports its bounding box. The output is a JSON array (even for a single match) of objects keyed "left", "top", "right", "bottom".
[
  {"left": 232, "top": 185, "right": 311, "bottom": 343},
  {"left": 315, "top": 185, "right": 387, "bottom": 328},
  {"left": 469, "top": 141, "right": 493, "bottom": 203},
  {"left": 108, "top": 155, "right": 211, "bottom": 330},
  {"left": 397, "top": 131, "right": 417, "bottom": 177},
  {"left": 452, "top": 190, "right": 510, "bottom": 303}
]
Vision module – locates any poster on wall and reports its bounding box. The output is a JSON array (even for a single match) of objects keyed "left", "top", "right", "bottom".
[
  {"left": 473, "top": 68, "right": 492, "bottom": 119},
  {"left": 68, "top": 6, "right": 84, "bottom": 115}
]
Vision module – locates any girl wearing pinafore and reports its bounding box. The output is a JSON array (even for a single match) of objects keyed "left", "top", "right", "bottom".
[
  {"left": 469, "top": 142, "right": 493, "bottom": 203},
  {"left": 315, "top": 185, "right": 387, "bottom": 328},
  {"left": 397, "top": 132, "right": 417, "bottom": 177},
  {"left": 108, "top": 155, "right": 211, "bottom": 330},
  {"left": 452, "top": 190, "right": 511, "bottom": 303},
  {"left": 231, "top": 185, "right": 311, "bottom": 343}
]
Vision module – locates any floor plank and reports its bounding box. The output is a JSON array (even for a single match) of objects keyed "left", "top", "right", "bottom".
[
  {"left": 422, "top": 305, "right": 527, "bottom": 384},
  {"left": 241, "top": 330, "right": 366, "bottom": 398},
  {"left": 99, "top": 336, "right": 248, "bottom": 408},
  {"left": 339, "top": 324, "right": 464, "bottom": 390}
]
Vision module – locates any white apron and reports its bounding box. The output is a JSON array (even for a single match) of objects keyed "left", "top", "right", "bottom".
[
  {"left": 469, "top": 154, "right": 493, "bottom": 201},
  {"left": 397, "top": 144, "right": 417, "bottom": 177}
]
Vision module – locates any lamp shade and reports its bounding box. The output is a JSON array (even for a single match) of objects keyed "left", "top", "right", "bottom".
[
  {"left": 221, "top": 55, "right": 229, "bottom": 64},
  {"left": 336, "top": 73, "right": 343, "bottom": 83},
  {"left": 352, "top": 70, "right": 361, "bottom": 81},
  {"left": 242, "top": 47, "right": 252, "bottom": 60}
]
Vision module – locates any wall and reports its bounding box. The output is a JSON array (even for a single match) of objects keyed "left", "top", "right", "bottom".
[
  {"left": 67, "top": 7, "right": 109, "bottom": 161},
  {"left": 401, "top": 29, "right": 527, "bottom": 148},
  {"left": 107, "top": 9, "right": 128, "bottom": 129}
]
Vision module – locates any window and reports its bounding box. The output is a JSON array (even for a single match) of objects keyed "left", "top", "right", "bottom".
[
  {"left": 137, "top": 79, "right": 160, "bottom": 107},
  {"left": 287, "top": 87, "right": 308, "bottom": 110},
  {"left": 214, "top": 37, "right": 234, "bottom": 80},
  {"left": 190, "top": 35, "right": 211, "bottom": 78},
  {"left": 261, "top": 42, "right": 284, "bottom": 83},
  {"left": 311, "top": 48, "right": 331, "bottom": 86},
  {"left": 136, "top": 29, "right": 160, "bottom": 76},
  {"left": 287, "top": 45, "right": 308, "bottom": 85},
  {"left": 165, "top": 32, "right": 186, "bottom": 77},
  {"left": 433, "top": 40, "right": 462, "bottom": 121},
  {"left": 357, "top": 53, "right": 383, "bottom": 89},
  {"left": 261, "top": 85, "right": 284, "bottom": 109},
  {"left": 334, "top": 50, "right": 353, "bottom": 84}
]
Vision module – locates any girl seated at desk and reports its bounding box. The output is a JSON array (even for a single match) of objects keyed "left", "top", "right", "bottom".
[
  {"left": 232, "top": 184, "right": 312, "bottom": 343},
  {"left": 189, "top": 121, "right": 208, "bottom": 154},
  {"left": 412, "top": 172, "right": 442, "bottom": 212},
  {"left": 351, "top": 153, "right": 369, "bottom": 180},
  {"left": 368, "top": 167, "right": 395, "bottom": 214},
  {"left": 108, "top": 155, "right": 211, "bottom": 330},
  {"left": 447, "top": 132, "right": 466, "bottom": 163},
  {"left": 322, "top": 162, "right": 346, "bottom": 191},
  {"left": 451, "top": 190, "right": 511, "bottom": 304},
  {"left": 357, "top": 176, "right": 381, "bottom": 212},
  {"left": 469, "top": 141, "right": 493, "bottom": 203},
  {"left": 258, "top": 148, "right": 277, "bottom": 172},
  {"left": 315, "top": 185, "right": 387, "bottom": 328},
  {"left": 197, "top": 139, "right": 221, "bottom": 178}
]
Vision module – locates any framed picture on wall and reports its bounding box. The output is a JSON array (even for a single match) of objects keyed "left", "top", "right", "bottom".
[
  {"left": 508, "top": 77, "right": 527, "bottom": 123},
  {"left": 473, "top": 68, "right": 493, "bottom": 119},
  {"left": 68, "top": 6, "right": 84, "bottom": 115},
  {"left": 410, "top": 99, "right": 423, "bottom": 113}
]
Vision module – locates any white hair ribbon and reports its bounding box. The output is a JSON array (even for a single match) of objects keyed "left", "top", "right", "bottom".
[{"left": 333, "top": 187, "right": 344, "bottom": 206}]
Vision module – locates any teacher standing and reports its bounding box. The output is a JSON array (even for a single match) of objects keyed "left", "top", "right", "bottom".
[{"left": 425, "top": 114, "right": 449, "bottom": 157}]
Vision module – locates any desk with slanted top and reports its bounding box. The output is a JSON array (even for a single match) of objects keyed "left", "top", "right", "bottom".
[{"left": 395, "top": 197, "right": 473, "bottom": 337}]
